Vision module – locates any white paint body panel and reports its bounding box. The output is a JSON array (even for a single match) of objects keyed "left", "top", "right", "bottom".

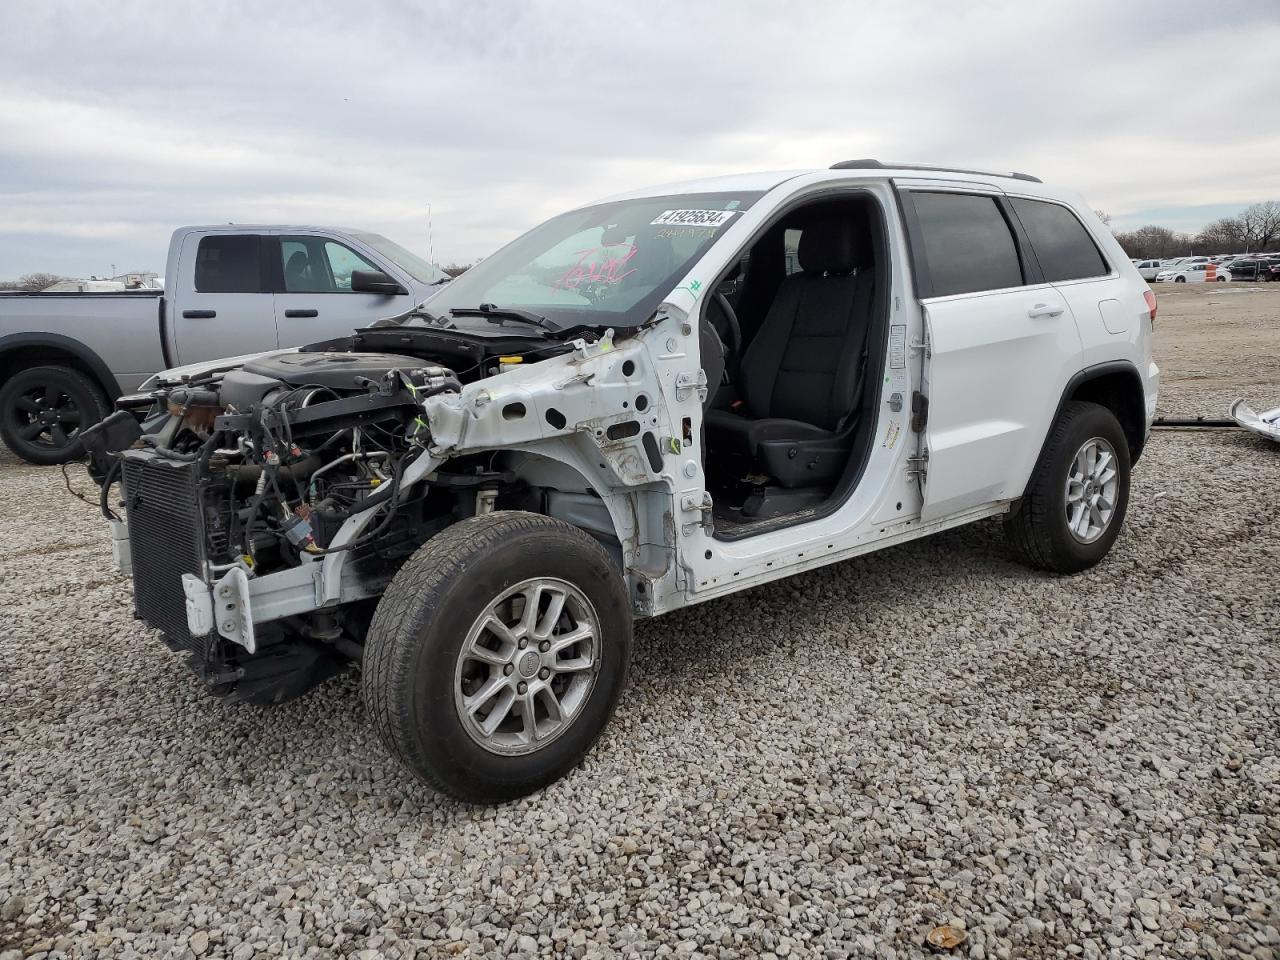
[{"left": 164, "top": 165, "right": 1159, "bottom": 630}]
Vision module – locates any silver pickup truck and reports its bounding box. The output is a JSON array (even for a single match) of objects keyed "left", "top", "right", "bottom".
[{"left": 0, "top": 224, "right": 447, "bottom": 463}]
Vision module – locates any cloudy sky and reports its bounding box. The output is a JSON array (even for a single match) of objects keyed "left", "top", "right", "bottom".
[{"left": 2, "top": 1, "right": 1278, "bottom": 278}]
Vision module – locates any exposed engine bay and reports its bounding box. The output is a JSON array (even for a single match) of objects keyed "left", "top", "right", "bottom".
[{"left": 82, "top": 325, "right": 623, "bottom": 704}]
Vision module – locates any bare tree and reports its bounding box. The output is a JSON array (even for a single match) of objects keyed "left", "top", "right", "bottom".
[
  {"left": 442, "top": 263, "right": 474, "bottom": 278},
  {"left": 17, "top": 272, "right": 66, "bottom": 292},
  {"left": 1113, "top": 225, "right": 1193, "bottom": 259},
  {"left": 1195, "top": 217, "right": 1248, "bottom": 253},
  {"left": 1237, "top": 201, "right": 1280, "bottom": 251}
]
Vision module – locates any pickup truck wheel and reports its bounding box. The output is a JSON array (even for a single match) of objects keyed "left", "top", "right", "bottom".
[
  {"left": 363, "top": 511, "right": 632, "bottom": 803},
  {"left": 1004, "top": 401, "right": 1131, "bottom": 574},
  {"left": 0, "top": 364, "right": 109, "bottom": 465}
]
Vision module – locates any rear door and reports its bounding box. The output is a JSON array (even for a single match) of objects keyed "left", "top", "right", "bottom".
[
  {"left": 173, "top": 233, "right": 279, "bottom": 364},
  {"left": 899, "top": 186, "right": 1083, "bottom": 519},
  {"left": 1005, "top": 196, "right": 1123, "bottom": 370},
  {"left": 272, "top": 233, "right": 414, "bottom": 346}
]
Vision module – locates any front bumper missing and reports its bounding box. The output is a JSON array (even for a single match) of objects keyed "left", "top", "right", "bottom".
[
  {"left": 178, "top": 558, "right": 386, "bottom": 653},
  {"left": 184, "top": 567, "right": 256, "bottom": 653}
]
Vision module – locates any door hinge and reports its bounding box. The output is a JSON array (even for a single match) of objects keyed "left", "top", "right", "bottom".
[
  {"left": 675, "top": 369, "right": 708, "bottom": 404},
  {"left": 680, "top": 490, "right": 714, "bottom": 535},
  {"left": 906, "top": 451, "right": 929, "bottom": 479},
  {"left": 910, "top": 391, "right": 929, "bottom": 432}
]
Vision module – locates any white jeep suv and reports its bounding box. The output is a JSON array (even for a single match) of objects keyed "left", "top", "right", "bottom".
[{"left": 87, "top": 159, "right": 1158, "bottom": 801}]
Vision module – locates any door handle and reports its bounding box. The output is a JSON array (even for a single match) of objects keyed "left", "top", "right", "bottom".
[
  {"left": 1027, "top": 302, "right": 1065, "bottom": 319},
  {"left": 182, "top": 309, "right": 216, "bottom": 319},
  {"left": 284, "top": 309, "right": 319, "bottom": 318}
]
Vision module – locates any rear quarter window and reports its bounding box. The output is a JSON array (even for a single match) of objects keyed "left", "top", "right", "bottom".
[
  {"left": 910, "top": 191, "right": 1024, "bottom": 297},
  {"left": 1011, "top": 199, "right": 1109, "bottom": 282}
]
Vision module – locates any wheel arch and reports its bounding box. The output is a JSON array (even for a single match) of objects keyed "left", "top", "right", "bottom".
[
  {"left": 1050, "top": 361, "right": 1149, "bottom": 465},
  {"left": 0, "top": 333, "right": 122, "bottom": 400},
  {"left": 501, "top": 448, "right": 672, "bottom": 595}
]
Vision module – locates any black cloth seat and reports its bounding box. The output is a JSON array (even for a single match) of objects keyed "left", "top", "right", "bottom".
[{"left": 706, "top": 217, "right": 874, "bottom": 488}]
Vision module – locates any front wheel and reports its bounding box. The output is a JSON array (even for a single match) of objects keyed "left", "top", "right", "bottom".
[
  {"left": 1004, "top": 401, "right": 1131, "bottom": 574},
  {"left": 363, "top": 511, "right": 632, "bottom": 802},
  {"left": 1174, "top": 275, "right": 1186, "bottom": 283}
]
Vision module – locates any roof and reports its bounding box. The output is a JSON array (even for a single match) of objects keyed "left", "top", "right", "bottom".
[{"left": 592, "top": 161, "right": 1056, "bottom": 207}]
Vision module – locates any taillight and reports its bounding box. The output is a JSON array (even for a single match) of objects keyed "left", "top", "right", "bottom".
[{"left": 1143, "top": 289, "right": 1157, "bottom": 328}]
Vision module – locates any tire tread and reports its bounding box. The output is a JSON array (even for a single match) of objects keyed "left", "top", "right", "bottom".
[{"left": 363, "top": 510, "right": 625, "bottom": 801}]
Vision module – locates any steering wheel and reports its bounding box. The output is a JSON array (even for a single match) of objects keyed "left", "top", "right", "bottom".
[{"left": 713, "top": 291, "right": 743, "bottom": 359}]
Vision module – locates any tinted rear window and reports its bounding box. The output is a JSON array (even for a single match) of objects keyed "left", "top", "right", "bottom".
[
  {"left": 195, "top": 235, "right": 263, "bottom": 293},
  {"left": 911, "top": 191, "right": 1024, "bottom": 297},
  {"left": 1011, "top": 199, "right": 1109, "bottom": 282}
]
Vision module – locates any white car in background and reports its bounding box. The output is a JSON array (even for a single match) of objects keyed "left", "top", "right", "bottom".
[
  {"left": 1135, "top": 259, "right": 1165, "bottom": 281},
  {"left": 1154, "top": 262, "right": 1231, "bottom": 283}
]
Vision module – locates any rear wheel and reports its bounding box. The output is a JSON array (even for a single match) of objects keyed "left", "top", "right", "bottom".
[
  {"left": 0, "top": 364, "right": 109, "bottom": 465},
  {"left": 1004, "top": 401, "right": 1131, "bottom": 574},
  {"left": 363, "top": 511, "right": 632, "bottom": 802}
]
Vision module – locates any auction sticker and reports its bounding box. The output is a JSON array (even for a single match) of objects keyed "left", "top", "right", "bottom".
[{"left": 650, "top": 209, "right": 737, "bottom": 228}]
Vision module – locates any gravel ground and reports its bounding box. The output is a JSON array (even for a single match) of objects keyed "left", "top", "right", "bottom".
[{"left": 2, "top": 285, "right": 1278, "bottom": 960}]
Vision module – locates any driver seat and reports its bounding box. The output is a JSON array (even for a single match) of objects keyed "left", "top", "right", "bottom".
[{"left": 705, "top": 217, "right": 874, "bottom": 488}]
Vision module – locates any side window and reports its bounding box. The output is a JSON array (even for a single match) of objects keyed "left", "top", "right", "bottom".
[
  {"left": 194, "top": 235, "right": 263, "bottom": 293},
  {"left": 911, "top": 191, "right": 1024, "bottom": 297},
  {"left": 324, "top": 241, "right": 379, "bottom": 290},
  {"left": 1010, "top": 198, "right": 1109, "bottom": 282},
  {"left": 783, "top": 228, "right": 803, "bottom": 275},
  {"left": 280, "top": 236, "right": 378, "bottom": 293},
  {"left": 280, "top": 237, "right": 331, "bottom": 293}
]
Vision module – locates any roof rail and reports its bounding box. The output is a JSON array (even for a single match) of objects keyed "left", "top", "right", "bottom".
[{"left": 829, "top": 159, "right": 1042, "bottom": 184}]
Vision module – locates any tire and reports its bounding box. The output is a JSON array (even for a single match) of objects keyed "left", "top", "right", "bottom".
[
  {"left": 1004, "top": 401, "right": 1131, "bottom": 574},
  {"left": 1174, "top": 276, "right": 1186, "bottom": 283},
  {"left": 363, "top": 511, "right": 632, "bottom": 802},
  {"left": 1217, "top": 276, "right": 1227, "bottom": 282},
  {"left": 0, "top": 364, "right": 109, "bottom": 465}
]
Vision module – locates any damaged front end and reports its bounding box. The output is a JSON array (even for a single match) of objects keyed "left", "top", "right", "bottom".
[
  {"left": 85, "top": 350, "right": 471, "bottom": 703},
  {"left": 83, "top": 321, "right": 681, "bottom": 704}
]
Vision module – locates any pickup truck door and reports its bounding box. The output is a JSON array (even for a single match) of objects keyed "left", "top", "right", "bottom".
[
  {"left": 271, "top": 233, "right": 415, "bottom": 346},
  {"left": 898, "top": 186, "right": 1084, "bottom": 521},
  {"left": 172, "top": 232, "right": 280, "bottom": 364}
]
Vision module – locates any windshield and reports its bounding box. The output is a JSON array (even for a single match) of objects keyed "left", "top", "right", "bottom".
[
  {"left": 349, "top": 231, "right": 448, "bottom": 284},
  {"left": 419, "top": 191, "right": 763, "bottom": 333}
]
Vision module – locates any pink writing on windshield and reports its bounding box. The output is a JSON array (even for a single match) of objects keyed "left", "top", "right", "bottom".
[{"left": 554, "top": 243, "right": 638, "bottom": 290}]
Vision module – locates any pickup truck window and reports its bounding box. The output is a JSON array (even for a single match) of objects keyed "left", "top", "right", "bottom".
[
  {"left": 349, "top": 231, "right": 445, "bottom": 285},
  {"left": 195, "top": 235, "right": 264, "bottom": 293},
  {"left": 280, "top": 236, "right": 379, "bottom": 293}
]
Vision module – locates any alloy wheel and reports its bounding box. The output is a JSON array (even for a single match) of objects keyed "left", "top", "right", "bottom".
[
  {"left": 1064, "top": 436, "right": 1119, "bottom": 544},
  {"left": 8, "top": 383, "right": 83, "bottom": 451},
  {"left": 453, "top": 577, "right": 601, "bottom": 756}
]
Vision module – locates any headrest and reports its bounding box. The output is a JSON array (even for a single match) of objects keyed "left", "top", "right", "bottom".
[{"left": 798, "top": 219, "right": 870, "bottom": 275}]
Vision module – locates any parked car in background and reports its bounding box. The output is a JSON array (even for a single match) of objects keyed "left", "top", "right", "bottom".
[
  {"left": 1220, "top": 259, "right": 1269, "bottom": 281},
  {"left": 0, "top": 225, "right": 448, "bottom": 463},
  {"left": 1135, "top": 259, "right": 1165, "bottom": 280},
  {"left": 1154, "top": 262, "right": 1230, "bottom": 283}
]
